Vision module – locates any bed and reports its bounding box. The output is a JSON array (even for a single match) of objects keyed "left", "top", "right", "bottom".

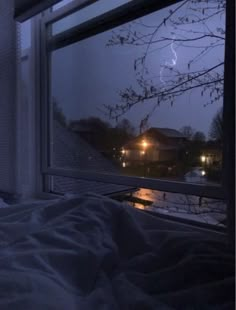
[{"left": 0, "top": 193, "right": 234, "bottom": 309}]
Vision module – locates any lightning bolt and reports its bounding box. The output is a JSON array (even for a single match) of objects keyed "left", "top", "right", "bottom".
[{"left": 160, "top": 36, "right": 178, "bottom": 85}]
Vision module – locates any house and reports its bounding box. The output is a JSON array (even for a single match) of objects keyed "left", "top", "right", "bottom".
[
  {"left": 122, "top": 127, "right": 187, "bottom": 165},
  {"left": 200, "top": 144, "right": 222, "bottom": 166}
]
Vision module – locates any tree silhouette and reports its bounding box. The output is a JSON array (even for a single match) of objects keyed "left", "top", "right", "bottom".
[
  {"left": 105, "top": 0, "right": 225, "bottom": 122},
  {"left": 209, "top": 107, "right": 223, "bottom": 142},
  {"left": 192, "top": 131, "right": 206, "bottom": 142},
  {"left": 69, "top": 117, "right": 136, "bottom": 153},
  {"left": 53, "top": 99, "right": 67, "bottom": 127},
  {"left": 116, "top": 118, "right": 136, "bottom": 136},
  {"left": 179, "top": 125, "right": 195, "bottom": 139}
]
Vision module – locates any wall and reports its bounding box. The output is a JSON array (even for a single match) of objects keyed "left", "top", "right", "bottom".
[
  {"left": 0, "top": 0, "right": 18, "bottom": 199},
  {"left": 0, "top": 5, "right": 38, "bottom": 201}
]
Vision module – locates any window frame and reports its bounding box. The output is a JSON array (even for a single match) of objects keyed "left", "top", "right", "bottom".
[{"left": 39, "top": 0, "right": 227, "bottom": 204}]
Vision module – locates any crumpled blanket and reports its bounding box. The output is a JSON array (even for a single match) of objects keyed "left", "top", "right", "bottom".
[{"left": 0, "top": 194, "right": 234, "bottom": 309}]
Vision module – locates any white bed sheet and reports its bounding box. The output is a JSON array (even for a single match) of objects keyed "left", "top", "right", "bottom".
[{"left": 0, "top": 194, "right": 234, "bottom": 309}]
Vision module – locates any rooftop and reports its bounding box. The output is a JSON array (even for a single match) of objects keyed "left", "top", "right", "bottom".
[{"left": 146, "top": 128, "right": 186, "bottom": 138}]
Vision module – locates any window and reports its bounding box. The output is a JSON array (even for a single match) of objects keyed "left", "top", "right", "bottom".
[
  {"left": 39, "top": 0, "right": 228, "bottom": 225},
  {"left": 125, "top": 188, "right": 226, "bottom": 227},
  {"left": 53, "top": 0, "right": 74, "bottom": 11},
  {"left": 20, "top": 20, "right": 31, "bottom": 51},
  {"left": 52, "top": 0, "right": 132, "bottom": 34}
]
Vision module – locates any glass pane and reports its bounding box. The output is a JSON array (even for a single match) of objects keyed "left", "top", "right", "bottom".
[
  {"left": 20, "top": 20, "right": 31, "bottom": 51},
  {"left": 122, "top": 188, "right": 226, "bottom": 227},
  {"left": 51, "top": 175, "right": 136, "bottom": 196},
  {"left": 49, "top": 176, "right": 226, "bottom": 227},
  {"left": 50, "top": 0, "right": 225, "bottom": 186},
  {"left": 52, "top": 0, "right": 132, "bottom": 35}
]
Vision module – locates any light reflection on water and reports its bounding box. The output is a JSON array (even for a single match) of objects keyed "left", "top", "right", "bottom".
[
  {"left": 134, "top": 188, "right": 163, "bottom": 202},
  {"left": 129, "top": 188, "right": 226, "bottom": 226},
  {"left": 131, "top": 202, "right": 146, "bottom": 210}
]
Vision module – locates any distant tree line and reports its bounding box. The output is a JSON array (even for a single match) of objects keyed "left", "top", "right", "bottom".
[
  {"left": 68, "top": 116, "right": 136, "bottom": 160},
  {"left": 180, "top": 107, "right": 223, "bottom": 143},
  {"left": 53, "top": 98, "right": 222, "bottom": 169}
]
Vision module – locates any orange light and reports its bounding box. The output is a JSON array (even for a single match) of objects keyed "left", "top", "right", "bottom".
[{"left": 142, "top": 140, "right": 148, "bottom": 148}]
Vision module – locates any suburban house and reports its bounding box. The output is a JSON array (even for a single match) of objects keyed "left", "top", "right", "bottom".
[
  {"left": 122, "top": 127, "right": 187, "bottom": 165},
  {"left": 200, "top": 144, "right": 222, "bottom": 166}
]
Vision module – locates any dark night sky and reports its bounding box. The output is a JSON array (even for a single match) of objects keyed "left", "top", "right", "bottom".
[{"left": 22, "top": 0, "right": 225, "bottom": 136}]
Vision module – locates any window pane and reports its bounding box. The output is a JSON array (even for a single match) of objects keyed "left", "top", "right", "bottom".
[
  {"left": 49, "top": 176, "right": 226, "bottom": 227},
  {"left": 50, "top": 0, "right": 225, "bottom": 186},
  {"left": 20, "top": 20, "right": 31, "bottom": 51},
  {"left": 123, "top": 188, "right": 226, "bottom": 227},
  {"left": 52, "top": 0, "right": 132, "bottom": 35},
  {"left": 51, "top": 175, "right": 136, "bottom": 196}
]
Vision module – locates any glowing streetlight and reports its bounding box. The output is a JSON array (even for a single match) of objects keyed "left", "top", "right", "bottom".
[
  {"left": 201, "top": 155, "right": 206, "bottom": 163},
  {"left": 142, "top": 140, "right": 148, "bottom": 149}
]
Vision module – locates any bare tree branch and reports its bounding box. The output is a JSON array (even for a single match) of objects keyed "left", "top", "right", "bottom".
[{"left": 105, "top": 0, "right": 225, "bottom": 123}]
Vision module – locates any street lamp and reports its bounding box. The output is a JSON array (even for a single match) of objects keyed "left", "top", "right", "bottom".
[
  {"left": 142, "top": 140, "right": 148, "bottom": 149},
  {"left": 141, "top": 139, "right": 149, "bottom": 176}
]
